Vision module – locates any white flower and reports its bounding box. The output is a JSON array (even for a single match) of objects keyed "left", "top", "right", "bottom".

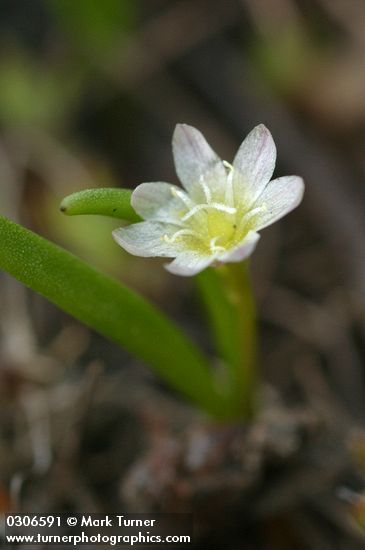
[{"left": 113, "top": 124, "right": 304, "bottom": 276}]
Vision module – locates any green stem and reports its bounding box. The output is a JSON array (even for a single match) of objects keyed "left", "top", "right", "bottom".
[
  {"left": 0, "top": 214, "right": 234, "bottom": 420},
  {"left": 206, "top": 261, "right": 257, "bottom": 418},
  {"left": 196, "top": 267, "right": 240, "bottom": 374}
]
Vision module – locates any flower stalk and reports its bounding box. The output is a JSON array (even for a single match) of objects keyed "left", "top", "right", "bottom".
[{"left": 216, "top": 261, "right": 257, "bottom": 418}]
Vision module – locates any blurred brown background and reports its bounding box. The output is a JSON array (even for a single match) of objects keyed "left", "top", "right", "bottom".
[{"left": 1, "top": 1, "right": 365, "bottom": 548}]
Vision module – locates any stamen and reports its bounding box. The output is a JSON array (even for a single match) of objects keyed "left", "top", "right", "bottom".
[
  {"left": 237, "top": 204, "right": 267, "bottom": 232},
  {"left": 223, "top": 160, "right": 233, "bottom": 171},
  {"left": 163, "top": 228, "right": 200, "bottom": 244},
  {"left": 199, "top": 175, "right": 212, "bottom": 203},
  {"left": 221, "top": 161, "right": 235, "bottom": 206},
  {"left": 209, "top": 236, "right": 226, "bottom": 253},
  {"left": 225, "top": 167, "right": 234, "bottom": 206},
  {"left": 170, "top": 186, "right": 194, "bottom": 208},
  {"left": 157, "top": 216, "right": 184, "bottom": 227},
  {"left": 244, "top": 204, "right": 267, "bottom": 220},
  {"left": 181, "top": 203, "right": 237, "bottom": 222},
  {"left": 211, "top": 245, "right": 226, "bottom": 253}
]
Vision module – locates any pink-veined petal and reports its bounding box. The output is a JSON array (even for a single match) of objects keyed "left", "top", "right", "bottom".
[
  {"left": 253, "top": 175, "right": 304, "bottom": 231},
  {"left": 218, "top": 231, "right": 260, "bottom": 263},
  {"left": 131, "top": 182, "right": 185, "bottom": 225},
  {"left": 233, "top": 124, "right": 276, "bottom": 205},
  {"left": 172, "top": 124, "right": 226, "bottom": 200},
  {"left": 165, "top": 251, "right": 216, "bottom": 276},
  {"left": 113, "top": 221, "right": 179, "bottom": 258}
]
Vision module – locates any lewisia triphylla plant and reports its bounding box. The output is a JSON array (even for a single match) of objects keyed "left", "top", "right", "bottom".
[{"left": 113, "top": 124, "right": 304, "bottom": 276}]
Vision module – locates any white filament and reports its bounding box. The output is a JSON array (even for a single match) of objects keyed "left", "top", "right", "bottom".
[
  {"left": 199, "top": 175, "right": 212, "bottom": 203},
  {"left": 170, "top": 186, "right": 194, "bottom": 208},
  {"left": 181, "top": 202, "right": 236, "bottom": 222},
  {"left": 209, "top": 236, "right": 226, "bottom": 253},
  {"left": 163, "top": 228, "right": 200, "bottom": 244},
  {"left": 237, "top": 205, "right": 267, "bottom": 233}
]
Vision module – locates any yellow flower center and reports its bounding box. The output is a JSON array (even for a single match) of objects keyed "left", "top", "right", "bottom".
[{"left": 163, "top": 170, "right": 265, "bottom": 256}]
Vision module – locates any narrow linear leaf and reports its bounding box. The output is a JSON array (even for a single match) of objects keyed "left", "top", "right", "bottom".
[
  {"left": 60, "top": 188, "right": 141, "bottom": 222},
  {"left": 0, "top": 215, "right": 232, "bottom": 418}
]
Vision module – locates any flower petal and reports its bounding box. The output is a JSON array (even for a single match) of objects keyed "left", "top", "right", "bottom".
[
  {"left": 233, "top": 124, "right": 276, "bottom": 205},
  {"left": 218, "top": 231, "right": 260, "bottom": 263},
  {"left": 253, "top": 175, "right": 304, "bottom": 231},
  {"left": 131, "top": 182, "right": 185, "bottom": 224},
  {"left": 172, "top": 124, "right": 226, "bottom": 200},
  {"left": 113, "top": 221, "right": 179, "bottom": 257},
  {"left": 165, "top": 251, "right": 216, "bottom": 276}
]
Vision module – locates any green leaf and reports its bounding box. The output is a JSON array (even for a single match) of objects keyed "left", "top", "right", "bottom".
[
  {"left": 60, "top": 188, "right": 141, "bottom": 222},
  {"left": 0, "top": 214, "right": 232, "bottom": 419}
]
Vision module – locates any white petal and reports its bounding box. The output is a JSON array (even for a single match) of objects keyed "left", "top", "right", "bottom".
[
  {"left": 233, "top": 124, "right": 276, "bottom": 205},
  {"left": 131, "top": 182, "right": 184, "bottom": 224},
  {"left": 218, "top": 231, "right": 260, "bottom": 263},
  {"left": 113, "top": 221, "right": 179, "bottom": 258},
  {"left": 165, "top": 251, "right": 215, "bottom": 277},
  {"left": 253, "top": 175, "right": 304, "bottom": 231},
  {"left": 172, "top": 124, "right": 226, "bottom": 200}
]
